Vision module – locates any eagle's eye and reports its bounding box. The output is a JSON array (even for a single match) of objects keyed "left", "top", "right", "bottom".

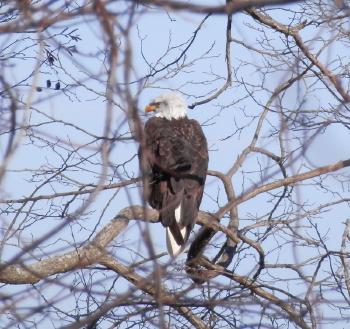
[{"left": 152, "top": 102, "right": 161, "bottom": 107}]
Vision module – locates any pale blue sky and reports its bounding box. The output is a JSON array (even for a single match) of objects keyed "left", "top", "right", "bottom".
[{"left": 1, "top": 1, "right": 350, "bottom": 328}]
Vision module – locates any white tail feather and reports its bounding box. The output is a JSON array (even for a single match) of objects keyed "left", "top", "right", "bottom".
[
  {"left": 166, "top": 204, "right": 187, "bottom": 257},
  {"left": 166, "top": 226, "right": 187, "bottom": 257},
  {"left": 175, "top": 205, "right": 181, "bottom": 223}
]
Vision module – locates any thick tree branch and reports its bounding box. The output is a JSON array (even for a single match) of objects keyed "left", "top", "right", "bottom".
[
  {"left": 135, "top": 0, "right": 302, "bottom": 15},
  {"left": 0, "top": 215, "right": 129, "bottom": 284}
]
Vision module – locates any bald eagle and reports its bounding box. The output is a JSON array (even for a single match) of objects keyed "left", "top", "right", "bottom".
[{"left": 140, "top": 92, "right": 208, "bottom": 257}]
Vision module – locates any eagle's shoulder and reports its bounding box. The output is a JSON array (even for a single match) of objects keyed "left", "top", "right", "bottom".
[
  {"left": 184, "top": 117, "right": 205, "bottom": 133},
  {"left": 144, "top": 116, "right": 163, "bottom": 130},
  {"left": 144, "top": 116, "right": 207, "bottom": 149},
  {"left": 171, "top": 117, "right": 206, "bottom": 136},
  {"left": 180, "top": 118, "right": 207, "bottom": 146},
  {"left": 144, "top": 117, "right": 171, "bottom": 144}
]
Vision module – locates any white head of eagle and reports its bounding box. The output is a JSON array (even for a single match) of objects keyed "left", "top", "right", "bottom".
[
  {"left": 141, "top": 92, "right": 209, "bottom": 257},
  {"left": 145, "top": 91, "right": 187, "bottom": 120}
]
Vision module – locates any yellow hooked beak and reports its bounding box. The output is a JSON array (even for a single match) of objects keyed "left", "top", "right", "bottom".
[{"left": 145, "top": 102, "right": 160, "bottom": 113}]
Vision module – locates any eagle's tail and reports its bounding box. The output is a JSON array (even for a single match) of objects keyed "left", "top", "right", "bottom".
[
  {"left": 162, "top": 179, "right": 200, "bottom": 257},
  {"left": 165, "top": 204, "right": 188, "bottom": 257}
]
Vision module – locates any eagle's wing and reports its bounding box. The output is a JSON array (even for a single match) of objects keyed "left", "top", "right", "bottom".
[{"left": 142, "top": 117, "right": 208, "bottom": 256}]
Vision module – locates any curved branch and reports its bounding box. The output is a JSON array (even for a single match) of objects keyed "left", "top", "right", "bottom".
[
  {"left": 189, "top": 5, "right": 232, "bottom": 109},
  {"left": 247, "top": 8, "right": 350, "bottom": 103},
  {"left": 186, "top": 257, "right": 311, "bottom": 329},
  {"left": 217, "top": 158, "right": 350, "bottom": 218},
  {"left": 0, "top": 205, "right": 216, "bottom": 285}
]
